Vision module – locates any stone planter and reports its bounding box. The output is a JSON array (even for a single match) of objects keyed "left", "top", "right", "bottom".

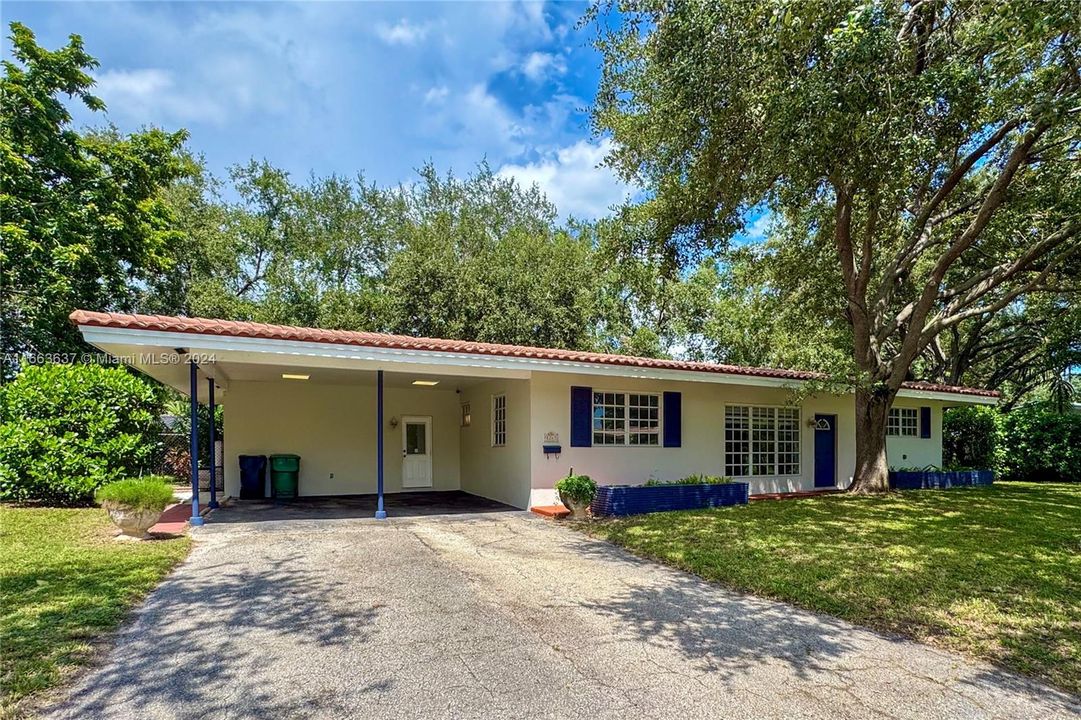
[
  {"left": 558, "top": 491, "right": 592, "bottom": 519},
  {"left": 591, "top": 482, "right": 750, "bottom": 517},
  {"left": 104, "top": 502, "right": 163, "bottom": 539}
]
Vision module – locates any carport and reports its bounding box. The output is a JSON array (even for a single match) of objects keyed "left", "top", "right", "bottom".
[{"left": 71, "top": 310, "right": 535, "bottom": 525}]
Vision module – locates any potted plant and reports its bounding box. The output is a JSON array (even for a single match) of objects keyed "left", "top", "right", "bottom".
[
  {"left": 555, "top": 470, "right": 597, "bottom": 519},
  {"left": 96, "top": 476, "right": 177, "bottom": 539}
]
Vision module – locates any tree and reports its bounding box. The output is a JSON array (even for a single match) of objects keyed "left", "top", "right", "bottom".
[
  {"left": 591, "top": 1, "right": 1081, "bottom": 491},
  {"left": 0, "top": 22, "right": 190, "bottom": 365}
]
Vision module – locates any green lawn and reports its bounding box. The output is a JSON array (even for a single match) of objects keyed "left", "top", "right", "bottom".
[
  {"left": 583, "top": 482, "right": 1081, "bottom": 694},
  {"left": 0, "top": 507, "right": 190, "bottom": 719}
]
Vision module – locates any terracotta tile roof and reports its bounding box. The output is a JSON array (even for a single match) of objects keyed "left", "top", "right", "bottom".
[{"left": 69, "top": 310, "right": 999, "bottom": 398}]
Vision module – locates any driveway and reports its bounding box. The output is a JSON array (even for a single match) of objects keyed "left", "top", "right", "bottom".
[{"left": 45, "top": 504, "right": 1079, "bottom": 719}]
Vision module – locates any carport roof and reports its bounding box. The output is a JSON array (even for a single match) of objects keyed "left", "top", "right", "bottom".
[{"left": 70, "top": 310, "right": 999, "bottom": 400}]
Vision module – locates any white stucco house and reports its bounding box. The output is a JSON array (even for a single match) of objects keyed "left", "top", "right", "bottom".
[{"left": 72, "top": 310, "right": 998, "bottom": 512}]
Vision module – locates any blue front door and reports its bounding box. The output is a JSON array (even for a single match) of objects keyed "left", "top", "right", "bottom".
[{"left": 814, "top": 414, "right": 837, "bottom": 488}]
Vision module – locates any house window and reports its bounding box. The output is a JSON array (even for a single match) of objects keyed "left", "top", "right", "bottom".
[
  {"left": 726, "top": 405, "right": 801, "bottom": 476},
  {"left": 628, "top": 393, "right": 660, "bottom": 445},
  {"left": 887, "top": 407, "right": 918, "bottom": 437},
  {"left": 461, "top": 402, "right": 471, "bottom": 427},
  {"left": 592, "top": 392, "right": 626, "bottom": 445},
  {"left": 491, "top": 395, "right": 506, "bottom": 446},
  {"left": 592, "top": 391, "right": 661, "bottom": 446}
]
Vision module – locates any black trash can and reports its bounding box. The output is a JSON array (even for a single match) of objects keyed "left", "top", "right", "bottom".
[{"left": 239, "top": 455, "right": 267, "bottom": 499}]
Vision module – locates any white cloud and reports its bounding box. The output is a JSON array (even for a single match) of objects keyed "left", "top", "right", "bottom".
[
  {"left": 521, "top": 51, "right": 566, "bottom": 82},
  {"left": 93, "top": 68, "right": 227, "bottom": 125},
  {"left": 375, "top": 19, "right": 430, "bottom": 46},
  {"left": 497, "top": 139, "right": 636, "bottom": 220},
  {"left": 423, "top": 85, "right": 450, "bottom": 105},
  {"left": 740, "top": 212, "right": 774, "bottom": 243}
]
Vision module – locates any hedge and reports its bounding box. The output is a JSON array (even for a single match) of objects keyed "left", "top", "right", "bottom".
[{"left": 0, "top": 363, "right": 164, "bottom": 506}]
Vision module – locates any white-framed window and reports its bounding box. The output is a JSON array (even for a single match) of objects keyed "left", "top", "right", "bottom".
[
  {"left": 592, "top": 391, "right": 660, "bottom": 446},
  {"left": 461, "top": 402, "right": 471, "bottom": 428},
  {"left": 491, "top": 395, "right": 506, "bottom": 446},
  {"left": 887, "top": 407, "right": 918, "bottom": 436},
  {"left": 725, "top": 405, "right": 801, "bottom": 477}
]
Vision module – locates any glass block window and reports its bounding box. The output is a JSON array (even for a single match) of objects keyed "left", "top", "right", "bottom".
[
  {"left": 887, "top": 407, "right": 918, "bottom": 437},
  {"left": 628, "top": 393, "right": 660, "bottom": 445},
  {"left": 592, "top": 392, "right": 626, "bottom": 445},
  {"left": 727, "top": 405, "right": 801, "bottom": 476},
  {"left": 491, "top": 395, "right": 506, "bottom": 446}
]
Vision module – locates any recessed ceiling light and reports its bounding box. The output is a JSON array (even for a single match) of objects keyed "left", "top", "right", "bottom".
[
  {"left": 412, "top": 380, "right": 439, "bottom": 386},
  {"left": 282, "top": 373, "right": 310, "bottom": 380}
]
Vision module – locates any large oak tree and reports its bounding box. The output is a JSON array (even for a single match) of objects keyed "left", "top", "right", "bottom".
[{"left": 591, "top": 0, "right": 1080, "bottom": 491}]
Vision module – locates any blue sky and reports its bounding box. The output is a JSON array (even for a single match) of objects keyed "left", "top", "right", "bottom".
[{"left": 4, "top": 1, "right": 639, "bottom": 221}]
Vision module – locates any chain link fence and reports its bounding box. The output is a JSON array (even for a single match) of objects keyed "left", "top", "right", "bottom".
[{"left": 144, "top": 415, "right": 224, "bottom": 491}]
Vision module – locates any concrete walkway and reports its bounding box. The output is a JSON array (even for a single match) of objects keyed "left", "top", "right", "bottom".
[{"left": 45, "top": 507, "right": 1079, "bottom": 719}]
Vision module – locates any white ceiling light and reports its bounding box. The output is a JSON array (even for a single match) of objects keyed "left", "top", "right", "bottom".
[
  {"left": 412, "top": 380, "right": 439, "bottom": 386},
  {"left": 282, "top": 373, "right": 310, "bottom": 380}
]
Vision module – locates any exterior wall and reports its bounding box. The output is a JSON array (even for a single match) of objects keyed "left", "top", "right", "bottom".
[
  {"left": 458, "top": 379, "right": 532, "bottom": 508},
  {"left": 885, "top": 399, "right": 945, "bottom": 468},
  {"left": 223, "top": 379, "right": 460, "bottom": 498},
  {"left": 526, "top": 371, "right": 948, "bottom": 504}
]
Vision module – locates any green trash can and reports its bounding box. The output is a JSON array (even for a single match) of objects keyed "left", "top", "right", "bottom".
[{"left": 269, "top": 454, "right": 300, "bottom": 500}]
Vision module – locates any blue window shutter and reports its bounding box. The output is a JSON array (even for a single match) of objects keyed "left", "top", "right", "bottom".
[
  {"left": 920, "top": 406, "right": 932, "bottom": 438},
  {"left": 571, "top": 386, "right": 592, "bottom": 447},
  {"left": 663, "top": 391, "right": 682, "bottom": 447}
]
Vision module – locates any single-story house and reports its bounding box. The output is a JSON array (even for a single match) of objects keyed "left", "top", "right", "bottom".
[{"left": 72, "top": 310, "right": 998, "bottom": 514}]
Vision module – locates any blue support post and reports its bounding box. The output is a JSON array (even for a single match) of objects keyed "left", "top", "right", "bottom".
[
  {"left": 375, "top": 369, "right": 387, "bottom": 519},
  {"left": 188, "top": 361, "right": 205, "bottom": 526},
  {"left": 207, "top": 378, "right": 219, "bottom": 510}
]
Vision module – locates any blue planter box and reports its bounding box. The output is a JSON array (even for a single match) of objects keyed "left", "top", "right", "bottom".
[
  {"left": 591, "top": 482, "right": 750, "bottom": 517},
  {"left": 888, "top": 469, "right": 994, "bottom": 490}
]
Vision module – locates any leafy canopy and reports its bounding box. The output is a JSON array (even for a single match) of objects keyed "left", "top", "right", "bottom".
[{"left": 0, "top": 22, "right": 190, "bottom": 362}]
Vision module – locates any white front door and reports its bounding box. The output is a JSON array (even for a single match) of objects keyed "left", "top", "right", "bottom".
[{"left": 401, "top": 416, "right": 433, "bottom": 488}]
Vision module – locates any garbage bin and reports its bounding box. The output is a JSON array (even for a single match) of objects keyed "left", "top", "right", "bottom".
[
  {"left": 238, "top": 455, "right": 267, "bottom": 499},
  {"left": 269, "top": 454, "right": 300, "bottom": 500}
]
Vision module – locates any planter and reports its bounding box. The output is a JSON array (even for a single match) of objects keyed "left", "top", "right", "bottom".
[
  {"left": 590, "top": 482, "right": 750, "bottom": 517},
  {"left": 104, "top": 502, "right": 163, "bottom": 539},
  {"left": 558, "top": 491, "right": 592, "bottom": 519},
  {"left": 888, "top": 469, "right": 994, "bottom": 491}
]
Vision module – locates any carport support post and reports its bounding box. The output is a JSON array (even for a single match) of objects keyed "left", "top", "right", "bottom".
[
  {"left": 375, "top": 369, "right": 387, "bottom": 519},
  {"left": 207, "top": 378, "right": 219, "bottom": 510},
  {"left": 188, "top": 360, "right": 205, "bottom": 526}
]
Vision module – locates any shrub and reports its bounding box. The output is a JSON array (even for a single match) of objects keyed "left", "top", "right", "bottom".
[
  {"left": 996, "top": 405, "right": 1081, "bottom": 483},
  {"left": 644, "top": 474, "right": 733, "bottom": 486},
  {"left": 0, "top": 363, "right": 164, "bottom": 506},
  {"left": 96, "top": 477, "right": 176, "bottom": 512},
  {"left": 943, "top": 406, "right": 998, "bottom": 470},
  {"left": 555, "top": 472, "right": 597, "bottom": 505}
]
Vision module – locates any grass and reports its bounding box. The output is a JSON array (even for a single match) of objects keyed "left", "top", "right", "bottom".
[
  {"left": 0, "top": 506, "right": 190, "bottom": 719},
  {"left": 583, "top": 482, "right": 1081, "bottom": 694}
]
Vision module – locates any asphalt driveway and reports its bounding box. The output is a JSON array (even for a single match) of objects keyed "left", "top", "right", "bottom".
[{"left": 45, "top": 502, "right": 1079, "bottom": 719}]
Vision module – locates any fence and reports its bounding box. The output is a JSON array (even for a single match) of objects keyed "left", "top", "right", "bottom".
[{"left": 144, "top": 422, "right": 224, "bottom": 491}]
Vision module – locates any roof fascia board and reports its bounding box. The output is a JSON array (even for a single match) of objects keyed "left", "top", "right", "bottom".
[{"left": 79, "top": 325, "right": 997, "bottom": 403}]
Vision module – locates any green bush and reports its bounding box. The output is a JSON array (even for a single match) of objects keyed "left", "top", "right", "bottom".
[
  {"left": 96, "top": 477, "right": 176, "bottom": 512},
  {"left": 943, "top": 406, "right": 998, "bottom": 470},
  {"left": 644, "top": 474, "right": 733, "bottom": 486},
  {"left": 555, "top": 472, "right": 597, "bottom": 505},
  {"left": 0, "top": 363, "right": 164, "bottom": 506},
  {"left": 996, "top": 405, "right": 1081, "bottom": 483}
]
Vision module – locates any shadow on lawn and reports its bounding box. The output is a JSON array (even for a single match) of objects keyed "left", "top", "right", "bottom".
[{"left": 41, "top": 551, "right": 381, "bottom": 719}]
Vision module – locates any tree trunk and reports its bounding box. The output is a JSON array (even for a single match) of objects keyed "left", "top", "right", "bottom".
[{"left": 849, "top": 388, "right": 893, "bottom": 493}]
